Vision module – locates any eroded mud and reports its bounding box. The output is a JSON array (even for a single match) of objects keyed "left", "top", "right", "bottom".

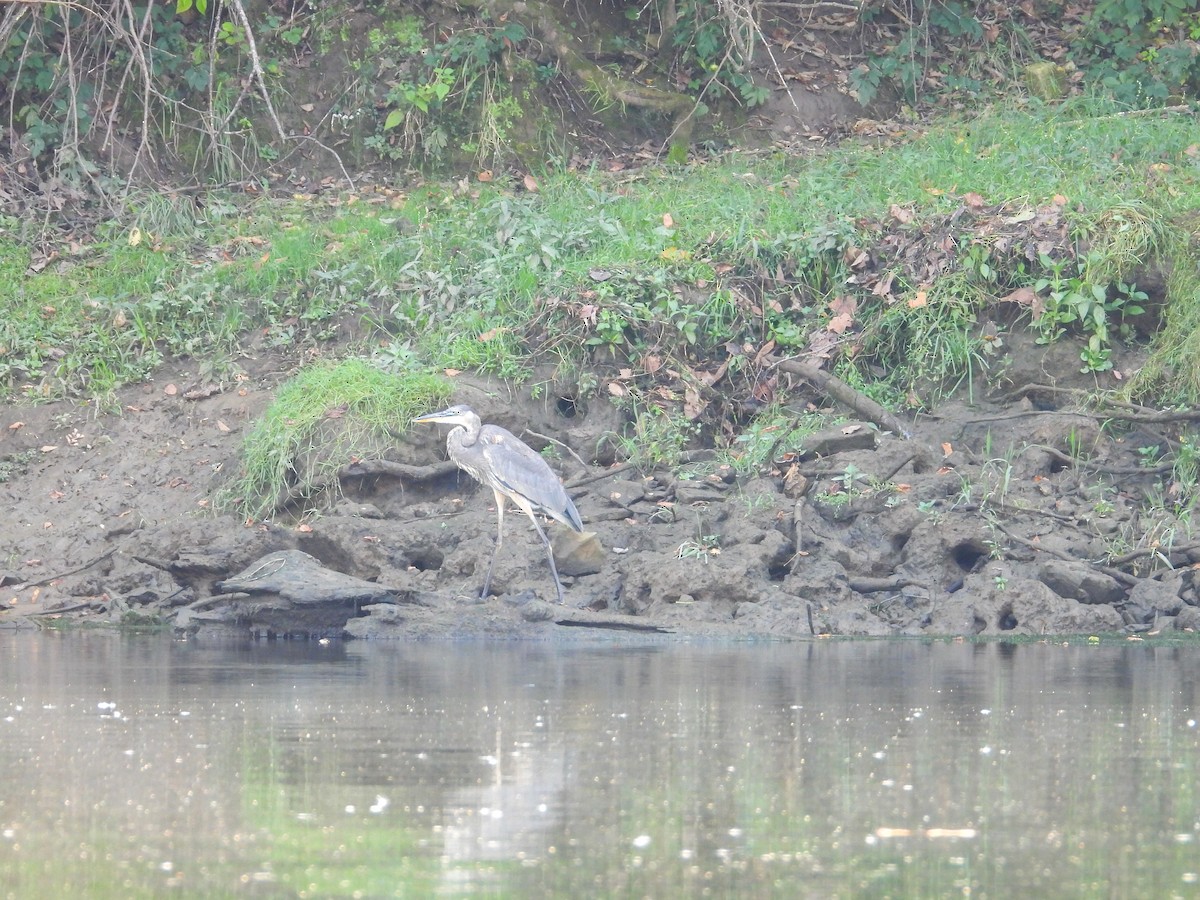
[{"left": 2, "top": 331, "right": 1193, "bottom": 640}]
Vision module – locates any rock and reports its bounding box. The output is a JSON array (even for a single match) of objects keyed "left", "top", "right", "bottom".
[
  {"left": 518, "top": 598, "right": 557, "bottom": 622},
  {"left": 331, "top": 500, "right": 385, "bottom": 518},
  {"left": 1037, "top": 559, "right": 1126, "bottom": 605},
  {"left": 215, "top": 549, "right": 394, "bottom": 605},
  {"left": 552, "top": 530, "right": 605, "bottom": 576},
  {"left": 1024, "top": 62, "right": 1068, "bottom": 101},
  {"left": 799, "top": 422, "right": 877, "bottom": 458},
  {"left": 929, "top": 573, "right": 1124, "bottom": 635},
  {"left": 179, "top": 549, "right": 398, "bottom": 637},
  {"left": 1122, "top": 573, "right": 1184, "bottom": 624},
  {"left": 1175, "top": 606, "right": 1200, "bottom": 631},
  {"left": 601, "top": 479, "right": 646, "bottom": 508},
  {"left": 675, "top": 481, "right": 729, "bottom": 504}
]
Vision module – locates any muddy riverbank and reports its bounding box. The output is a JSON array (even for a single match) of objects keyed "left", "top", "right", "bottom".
[{"left": 2, "top": 326, "right": 1193, "bottom": 639}]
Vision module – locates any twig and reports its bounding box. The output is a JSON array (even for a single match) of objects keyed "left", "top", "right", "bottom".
[
  {"left": 342, "top": 459, "right": 459, "bottom": 481},
  {"left": 954, "top": 500, "right": 1077, "bottom": 524},
  {"left": 848, "top": 575, "right": 927, "bottom": 593},
  {"left": 225, "top": 0, "right": 288, "bottom": 145},
  {"left": 1034, "top": 444, "right": 1173, "bottom": 476},
  {"left": 880, "top": 450, "right": 918, "bottom": 481},
  {"left": 31, "top": 599, "right": 107, "bottom": 616},
  {"left": 566, "top": 461, "right": 639, "bottom": 489},
  {"left": 1060, "top": 104, "right": 1194, "bottom": 123},
  {"left": 16, "top": 549, "right": 117, "bottom": 589},
  {"left": 1107, "top": 542, "right": 1200, "bottom": 568},
  {"left": 771, "top": 356, "right": 916, "bottom": 440},
  {"left": 523, "top": 428, "right": 588, "bottom": 470},
  {"left": 991, "top": 521, "right": 1139, "bottom": 587}
]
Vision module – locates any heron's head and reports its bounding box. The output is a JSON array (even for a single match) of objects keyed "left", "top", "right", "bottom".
[{"left": 411, "top": 404, "right": 478, "bottom": 428}]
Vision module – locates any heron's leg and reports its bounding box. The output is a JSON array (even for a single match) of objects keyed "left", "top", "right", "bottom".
[
  {"left": 525, "top": 511, "right": 565, "bottom": 604},
  {"left": 480, "top": 489, "right": 507, "bottom": 599}
]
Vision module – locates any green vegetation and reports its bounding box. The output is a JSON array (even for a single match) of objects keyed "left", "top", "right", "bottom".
[
  {"left": 218, "top": 359, "right": 450, "bottom": 519},
  {"left": 4, "top": 100, "right": 1200, "bottom": 514}
]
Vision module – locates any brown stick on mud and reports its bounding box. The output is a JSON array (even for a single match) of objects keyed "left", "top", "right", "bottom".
[
  {"left": 848, "top": 575, "right": 928, "bottom": 593},
  {"left": 15, "top": 548, "right": 116, "bottom": 589},
  {"left": 992, "top": 522, "right": 1140, "bottom": 587},
  {"left": 790, "top": 499, "right": 805, "bottom": 575},
  {"left": 341, "top": 459, "right": 459, "bottom": 481},
  {"left": 773, "top": 358, "right": 914, "bottom": 439}
]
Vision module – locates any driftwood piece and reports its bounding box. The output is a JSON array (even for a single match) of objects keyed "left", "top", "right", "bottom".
[
  {"left": 773, "top": 357, "right": 915, "bottom": 439},
  {"left": 847, "top": 575, "right": 928, "bottom": 593},
  {"left": 341, "top": 459, "right": 459, "bottom": 481},
  {"left": 11, "top": 549, "right": 117, "bottom": 590}
]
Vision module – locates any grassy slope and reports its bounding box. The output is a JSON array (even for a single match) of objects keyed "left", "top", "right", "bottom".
[{"left": 2, "top": 101, "right": 1199, "bottom": 508}]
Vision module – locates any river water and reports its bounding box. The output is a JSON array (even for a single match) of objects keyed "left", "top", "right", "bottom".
[{"left": 0, "top": 632, "right": 1196, "bottom": 898}]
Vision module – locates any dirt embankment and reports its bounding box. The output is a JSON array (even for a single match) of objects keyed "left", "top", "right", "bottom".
[{"left": 1, "top": 328, "right": 1194, "bottom": 640}]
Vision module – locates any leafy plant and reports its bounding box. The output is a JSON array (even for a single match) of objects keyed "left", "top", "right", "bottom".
[
  {"left": 602, "top": 398, "right": 698, "bottom": 473},
  {"left": 1032, "top": 251, "right": 1147, "bottom": 373},
  {"left": 1079, "top": 0, "right": 1200, "bottom": 107}
]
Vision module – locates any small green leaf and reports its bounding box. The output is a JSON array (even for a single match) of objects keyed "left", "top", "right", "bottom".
[{"left": 384, "top": 109, "right": 404, "bottom": 130}]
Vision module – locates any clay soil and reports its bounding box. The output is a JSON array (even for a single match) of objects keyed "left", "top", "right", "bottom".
[{"left": 2, "top": 322, "right": 1197, "bottom": 640}]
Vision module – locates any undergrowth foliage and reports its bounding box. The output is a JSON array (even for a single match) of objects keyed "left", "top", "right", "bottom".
[
  {"left": 2, "top": 0, "right": 1197, "bottom": 200},
  {"left": 3, "top": 103, "right": 1200, "bottom": 492},
  {"left": 220, "top": 359, "right": 450, "bottom": 519}
]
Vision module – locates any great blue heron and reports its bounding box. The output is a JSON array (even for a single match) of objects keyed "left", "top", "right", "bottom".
[{"left": 412, "top": 404, "right": 583, "bottom": 603}]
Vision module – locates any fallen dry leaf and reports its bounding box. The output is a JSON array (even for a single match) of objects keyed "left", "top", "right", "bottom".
[
  {"left": 477, "top": 170, "right": 493, "bottom": 182},
  {"left": 1001, "top": 286, "right": 1037, "bottom": 306},
  {"left": 8, "top": 422, "right": 23, "bottom": 430},
  {"left": 662, "top": 213, "right": 674, "bottom": 228},
  {"left": 523, "top": 174, "right": 539, "bottom": 192},
  {"left": 217, "top": 420, "right": 231, "bottom": 433},
  {"left": 829, "top": 295, "right": 857, "bottom": 317},
  {"left": 941, "top": 442, "right": 953, "bottom": 456},
  {"left": 39, "top": 445, "right": 57, "bottom": 453},
  {"left": 827, "top": 312, "right": 853, "bottom": 334},
  {"left": 871, "top": 271, "right": 896, "bottom": 298},
  {"left": 164, "top": 384, "right": 178, "bottom": 396},
  {"left": 607, "top": 381, "right": 627, "bottom": 397},
  {"left": 908, "top": 290, "right": 928, "bottom": 309}
]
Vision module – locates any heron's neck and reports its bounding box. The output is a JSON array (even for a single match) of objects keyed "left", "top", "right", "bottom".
[{"left": 452, "top": 423, "right": 480, "bottom": 447}]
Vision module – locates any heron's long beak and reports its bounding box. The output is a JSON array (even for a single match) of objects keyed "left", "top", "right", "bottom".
[{"left": 412, "top": 408, "right": 451, "bottom": 424}]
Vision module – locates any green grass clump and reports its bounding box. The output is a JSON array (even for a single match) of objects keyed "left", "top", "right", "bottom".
[{"left": 220, "top": 358, "right": 450, "bottom": 519}]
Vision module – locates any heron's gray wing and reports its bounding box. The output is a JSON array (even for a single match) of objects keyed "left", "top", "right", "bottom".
[{"left": 479, "top": 426, "right": 582, "bottom": 531}]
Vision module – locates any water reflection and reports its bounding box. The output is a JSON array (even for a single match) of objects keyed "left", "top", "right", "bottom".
[{"left": 0, "top": 633, "right": 1197, "bottom": 897}]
